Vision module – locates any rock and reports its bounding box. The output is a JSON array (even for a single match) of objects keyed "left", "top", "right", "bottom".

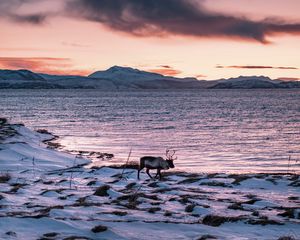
[
  {"left": 94, "top": 185, "right": 110, "bottom": 196},
  {"left": 197, "top": 234, "right": 218, "bottom": 240},
  {"left": 0, "top": 173, "right": 11, "bottom": 183},
  {"left": 91, "top": 225, "right": 108, "bottom": 233},
  {"left": 185, "top": 204, "right": 196, "bottom": 212},
  {"left": 43, "top": 232, "right": 58, "bottom": 237},
  {"left": 202, "top": 215, "right": 243, "bottom": 227}
]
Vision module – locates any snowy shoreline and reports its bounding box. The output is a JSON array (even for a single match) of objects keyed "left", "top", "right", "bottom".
[{"left": 0, "top": 121, "right": 299, "bottom": 240}]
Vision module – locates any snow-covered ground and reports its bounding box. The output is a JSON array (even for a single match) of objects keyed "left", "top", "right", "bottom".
[{"left": 0, "top": 121, "right": 299, "bottom": 240}]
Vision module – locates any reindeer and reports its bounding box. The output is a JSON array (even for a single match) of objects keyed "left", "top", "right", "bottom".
[{"left": 137, "top": 149, "right": 176, "bottom": 180}]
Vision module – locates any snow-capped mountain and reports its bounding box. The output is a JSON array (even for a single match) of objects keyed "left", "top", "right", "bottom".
[
  {"left": 89, "top": 65, "right": 164, "bottom": 81},
  {"left": 88, "top": 66, "right": 203, "bottom": 89},
  {"left": 0, "top": 67, "right": 299, "bottom": 89},
  {"left": 212, "top": 76, "right": 300, "bottom": 89}
]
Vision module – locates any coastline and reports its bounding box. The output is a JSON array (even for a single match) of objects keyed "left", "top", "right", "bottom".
[{"left": 0, "top": 121, "right": 299, "bottom": 240}]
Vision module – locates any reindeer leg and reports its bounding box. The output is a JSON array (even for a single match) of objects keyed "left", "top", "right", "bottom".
[
  {"left": 146, "top": 168, "right": 153, "bottom": 179},
  {"left": 137, "top": 166, "right": 144, "bottom": 180},
  {"left": 138, "top": 161, "right": 145, "bottom": 180},
  {"left": 158, "top": 169, "right": 162, "bottom": 180},
  {"left": 137, "top": 169, "right": 140, "bottom": 180},
  {"left": 154, "top": 169, "right": 161, "bottom": 179}
]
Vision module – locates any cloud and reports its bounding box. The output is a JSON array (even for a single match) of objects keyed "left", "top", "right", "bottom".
[
  {"left": 0, "top": 47, "right": 39, "bottom": 52},
  {"left": 0, "top": 57, "right": 71, "bottom": 69},
  {"left": 61, "top": 41, "right": 90, "bottom": 48},
  {"left": 1, "top": 0, "right": 300, "bottom": 42},
  {"left": 159, "top": 65, "right": 172, "bottom": 69},
  {"left": 0, "top": 57, "right": 89, "bottom": 75},
  {"left": 10, "top": 13, "right": 47, "bottom": 24},
  {"left": 216, "top": 65, "right": 298, "bottom": 69},
  {"left": 276, "top": 67, "right": 298, "bottom": 70},
  {"left": 65, "top": 0, "right": 300, "bottom": 43},
  {"left": 195, "top": 74, "right": 207, "bottom": 79},
  {"left": 0, "top": 0, "right": 49, "bottom": 24},
  {"left": 148, "top": 65, "right": 182, "bottom": 76}
]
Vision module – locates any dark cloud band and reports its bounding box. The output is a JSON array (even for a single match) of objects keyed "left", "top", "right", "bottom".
[
  {"left": 1, "top": 0, "right": 300, "bottom": 42},
  {"left": 217, "top": 65, "right": 298, "bottom": 69},
  {"left": 65, "top": 0, "right": 300, "bottom": 43}
]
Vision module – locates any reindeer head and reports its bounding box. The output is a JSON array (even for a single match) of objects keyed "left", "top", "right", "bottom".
[{"left": 166, "top": 149, "right": 176, "bottom": 168}]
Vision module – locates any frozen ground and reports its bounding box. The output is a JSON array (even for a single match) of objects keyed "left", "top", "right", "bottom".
[{"left": 0, "top": 121, "right": 299, "bottom": 240}]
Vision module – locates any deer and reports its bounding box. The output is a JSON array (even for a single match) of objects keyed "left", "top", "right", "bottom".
[{"left": 137, "top": 149, "right": 176, "bottom": 180}]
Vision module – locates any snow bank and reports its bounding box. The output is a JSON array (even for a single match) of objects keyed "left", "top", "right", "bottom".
[
  {"left": 0, "top": 122, "right": 90, "bottom": 173},
  {"left": 0, "top": 122, "right": 299, "bottom": 240}
]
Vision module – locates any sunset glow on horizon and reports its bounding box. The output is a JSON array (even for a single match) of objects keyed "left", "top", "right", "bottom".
[{"left": 1, "top": 0, "right": 300, "bottom": 80}]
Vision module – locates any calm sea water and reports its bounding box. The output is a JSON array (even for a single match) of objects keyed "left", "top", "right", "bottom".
[{"left": 1, "top": 89, "right": 299, "bottom": 173}]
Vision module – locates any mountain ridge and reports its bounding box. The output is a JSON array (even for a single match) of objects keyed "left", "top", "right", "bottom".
[{"left": 0, "top": 66, "right": 299, "bottom": 89}]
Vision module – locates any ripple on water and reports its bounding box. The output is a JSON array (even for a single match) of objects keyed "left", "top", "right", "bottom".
[{"left": 1, "top": 89, "right": 299, "bottom": 173}]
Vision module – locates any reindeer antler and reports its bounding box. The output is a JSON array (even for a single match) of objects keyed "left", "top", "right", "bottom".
[{"left": 166, "top": 148, "right": 177, "bottom": 160}]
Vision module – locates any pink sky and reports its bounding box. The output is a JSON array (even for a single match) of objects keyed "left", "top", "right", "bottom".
[{"left": 0, "top": 0, "right": 299, "bottom": 80}]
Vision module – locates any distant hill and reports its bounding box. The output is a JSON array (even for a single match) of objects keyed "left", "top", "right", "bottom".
[
  {"left": 211, "top": 76, "right": 300, "bottom": 89},
  {"left": 0, "top": 69, "right": 45, "bottom": 81},
  {"left": 89, "top": 65, "right": 165, "bottom": 80},
  {"left": 0, "top": 67, "right": 299, "bottom": 89},
  {"left": 88, "top": 66, "right": 206, "bottom": 89},
  {"left": 0, "top": 69, "right": 62, "bottom": 89}
]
